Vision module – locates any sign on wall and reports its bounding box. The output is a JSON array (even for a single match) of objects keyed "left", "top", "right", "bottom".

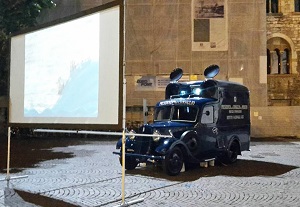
[{"left": 192, "top": 0, "right": 228, "bottom": 51}]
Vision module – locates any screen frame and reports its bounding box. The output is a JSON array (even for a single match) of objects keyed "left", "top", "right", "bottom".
[{"left": 8, "top": 0, "right": 124, "bottom": 131}]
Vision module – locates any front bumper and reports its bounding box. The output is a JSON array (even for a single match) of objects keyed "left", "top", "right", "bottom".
[{"left": 113, "top": 151, "right": 165, "bottom": 161}]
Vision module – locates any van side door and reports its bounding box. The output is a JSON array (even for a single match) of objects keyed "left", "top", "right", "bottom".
[{"left": 198, "top": 104, "right": 219, "bottom": 157}]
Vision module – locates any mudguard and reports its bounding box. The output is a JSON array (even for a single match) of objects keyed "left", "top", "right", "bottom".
[
  {"left": 180, "top": 130, "right": 201, "bottom": 157},
  {"left": 227, "top": 136, "right": 242, "bottom": 155},
  {"left": 155, "top": 138, "right": 177, "bottom": 154},
  {"left": 155, "top": 137, "right": 199, "bottom": 163},
  {"left": 116, "top": 137, "right": 133, "bottom": 149}
]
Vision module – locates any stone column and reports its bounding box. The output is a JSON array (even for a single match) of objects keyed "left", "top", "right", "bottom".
[
  {"left": 271, "top": 51, "right": 279, "bottom": 74},
  {"left": 281, "top": 51, "right": 287, "bottom": 74}
]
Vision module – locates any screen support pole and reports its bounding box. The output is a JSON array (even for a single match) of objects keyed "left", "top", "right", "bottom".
[
  {"left": 117, "top": 0, "right": 144, "bottom": 206},
  {"left": 120, "top": 0, "right": 126, "bottom": 203},
  {"left": 0, "top": 126, "right": 28, "bottom": 184},
  {"left": 6, "top": 126, "right": 11, "bottom": 183}
]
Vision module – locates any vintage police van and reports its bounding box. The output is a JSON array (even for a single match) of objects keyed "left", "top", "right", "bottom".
[{"left": 114, "top": 65, "right": 250, "bottom": 176}]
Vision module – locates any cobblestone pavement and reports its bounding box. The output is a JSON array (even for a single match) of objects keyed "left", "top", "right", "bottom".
[{"left": 0, "top": 138, "right": 300, "bottom": 207}]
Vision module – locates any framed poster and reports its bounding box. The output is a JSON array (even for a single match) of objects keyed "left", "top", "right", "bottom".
[{"left": 192, "top": 0, "right": 228, "bottom": 51}]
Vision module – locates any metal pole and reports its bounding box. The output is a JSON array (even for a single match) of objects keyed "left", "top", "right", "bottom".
[
  {"left": 34, "top": 129, "right": 171, "bottom": 138},
  {"left": 121, "top": 0, "right": 127, "bottom": 204},
  {"left": 119, "top": 1, "right": 144, "bottom": 206},
  {"left": 1, "top": 126, "right": 28, "bottom": 184},
  {"left": 121, "top": 130, "right": 126, "bottom": 204},
  {"left": 6, "top": 127, "right": 11, "bottom": 183},
  {"left": 121, "top": 73, "right": 126, "bottom": 205},
  {"left": 143, "top": 99, "right": 148, "bottom": 125}
]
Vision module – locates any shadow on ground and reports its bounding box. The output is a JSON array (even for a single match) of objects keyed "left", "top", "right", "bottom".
[
  {"left": 127, "top": 159, "right": 298, "bottom": 182},
  {"left": 0, "top": 136, "right": 88, "bottom": 173}
]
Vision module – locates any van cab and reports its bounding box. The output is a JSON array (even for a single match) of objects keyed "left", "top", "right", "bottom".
[{"left": 114, "top": 65, "right": 250, "bottom": 175}]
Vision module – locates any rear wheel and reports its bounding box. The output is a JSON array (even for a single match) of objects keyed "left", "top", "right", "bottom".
[
  {"left": 222, "top": 141, "right": 240, "bottom": 164},
  {"left": 163, "top": 146, "right": 184, "bottom": 176}
]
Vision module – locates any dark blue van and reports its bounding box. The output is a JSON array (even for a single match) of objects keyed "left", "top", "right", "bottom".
[{"left": 114, "top": 65, "right": 250, "bottom": 175}]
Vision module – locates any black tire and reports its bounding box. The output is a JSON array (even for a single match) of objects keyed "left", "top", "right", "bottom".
[
  {"left": 119, "top": 153, "right": 138, "bottom": 170},
  {"left": 163, "top": 146, "right": 184, "bottom": 176},
  {"left": 223, "top": 141, "right": 240, "bottom": 164}
]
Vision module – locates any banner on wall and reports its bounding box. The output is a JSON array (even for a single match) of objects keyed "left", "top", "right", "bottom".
[
  {"left": 192, "top": 0, "right": 228, "bottom": 51},
  {"left": 135, "top": 76, "right": 170, "bottom": 91},
  {"left": 135, "top": 75, "right": 192, "bottom": 91}
]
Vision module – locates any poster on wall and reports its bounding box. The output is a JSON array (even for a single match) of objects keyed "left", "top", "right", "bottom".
[{"left": 192, "top": 0, "right": 228, "bottom": 51}]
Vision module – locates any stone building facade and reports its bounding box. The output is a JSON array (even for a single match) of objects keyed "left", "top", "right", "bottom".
[
  {"left": 262, "top": 0, "right": 300, "bottom": 137},
  {"left": 1, "top": 0, "right": 299, "bottom": 137},
  {"left": 267, "top": 0, "right": 300, "bottom": 106}
]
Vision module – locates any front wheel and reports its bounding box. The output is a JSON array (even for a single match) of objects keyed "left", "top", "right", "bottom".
[
  {"left": 163, "top": 146, "right": 184, "bottom": 176},
  {"left": 119, "top": 153, "right": 138, "bottom": 170}
]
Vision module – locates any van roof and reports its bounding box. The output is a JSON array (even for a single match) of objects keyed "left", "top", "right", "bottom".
[{"left": 174, "top": 80, "right": 249, "bottom": 91}]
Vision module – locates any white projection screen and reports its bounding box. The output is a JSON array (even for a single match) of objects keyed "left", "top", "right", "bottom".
[{"left": 9, "top": 1, "right": 123, "bottom": 130}]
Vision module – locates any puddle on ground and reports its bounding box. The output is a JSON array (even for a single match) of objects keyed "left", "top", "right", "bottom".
[
  {"left": 0, "top": 135, "right": 90, "bottom": 173},
  {"left": 0, "top": 133, "right": 116, "bottom": 207},
  {"left": 3, "top": 187, "right": 77, "bottom": 207}
]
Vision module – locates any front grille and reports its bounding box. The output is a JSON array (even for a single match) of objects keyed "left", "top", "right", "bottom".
[
  {"left": 133, "top": 125, "right": 167, "bottom": 156},
  {"left": 133, "top": 136, "right": 153, "bottom": 154}
]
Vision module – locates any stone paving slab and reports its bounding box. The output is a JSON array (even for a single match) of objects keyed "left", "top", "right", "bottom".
[
  {"left": 110, "top": 173, "right": 300, "bottom": 207},
  {"left": 41, "top": 175, "right": 180, "bottom": 207},
  {"left": 0, "top": 139, "right": 300, "bottom": 207}
]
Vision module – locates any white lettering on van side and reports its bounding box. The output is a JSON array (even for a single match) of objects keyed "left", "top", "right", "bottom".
[
  {"left": 227, "top": 115, "right": 244, "bottom": 120},
  {"left": 229, "top": 110, "right": 242, "bottom": 114},
  {"left": 221, "top": 105, "right": 248, "bottom": 110},
  {"left": 222, "top": 105, "right": 248, "bottom": 120},
  {"left": 159, "top": 100, "right": 195, "bottom": 106}
]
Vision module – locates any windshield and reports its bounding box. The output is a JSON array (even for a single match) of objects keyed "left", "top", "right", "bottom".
[{"left": 154, "top": 105, "right": 198, "bottom": 122}]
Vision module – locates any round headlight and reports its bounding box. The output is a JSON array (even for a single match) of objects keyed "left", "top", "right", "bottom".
[
  {"left": 153, "top": 130, "right": 161, "bottom": 142},
  {"left": 129, "top": 129, "right": 136, "bottom": 140}
]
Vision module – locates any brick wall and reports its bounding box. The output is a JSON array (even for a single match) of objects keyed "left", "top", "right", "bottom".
[
  {"left": 268, "top": 74, "right": 300, "bottom": 105},
  {"left": 251, "top": 106, "right": 300, "bottom": 137}
]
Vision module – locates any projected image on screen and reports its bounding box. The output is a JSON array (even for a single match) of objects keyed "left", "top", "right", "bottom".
[
  {"left": 10, "top": 4, "right": 120, "bottom": 127},
  {"left": 24, "top": 13, "right": 100, "bottom": 118}
]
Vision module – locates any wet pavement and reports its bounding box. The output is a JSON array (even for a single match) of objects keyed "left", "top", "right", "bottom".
[{"left": 0, "top": 135, "right": 300, "bottom": 206}]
